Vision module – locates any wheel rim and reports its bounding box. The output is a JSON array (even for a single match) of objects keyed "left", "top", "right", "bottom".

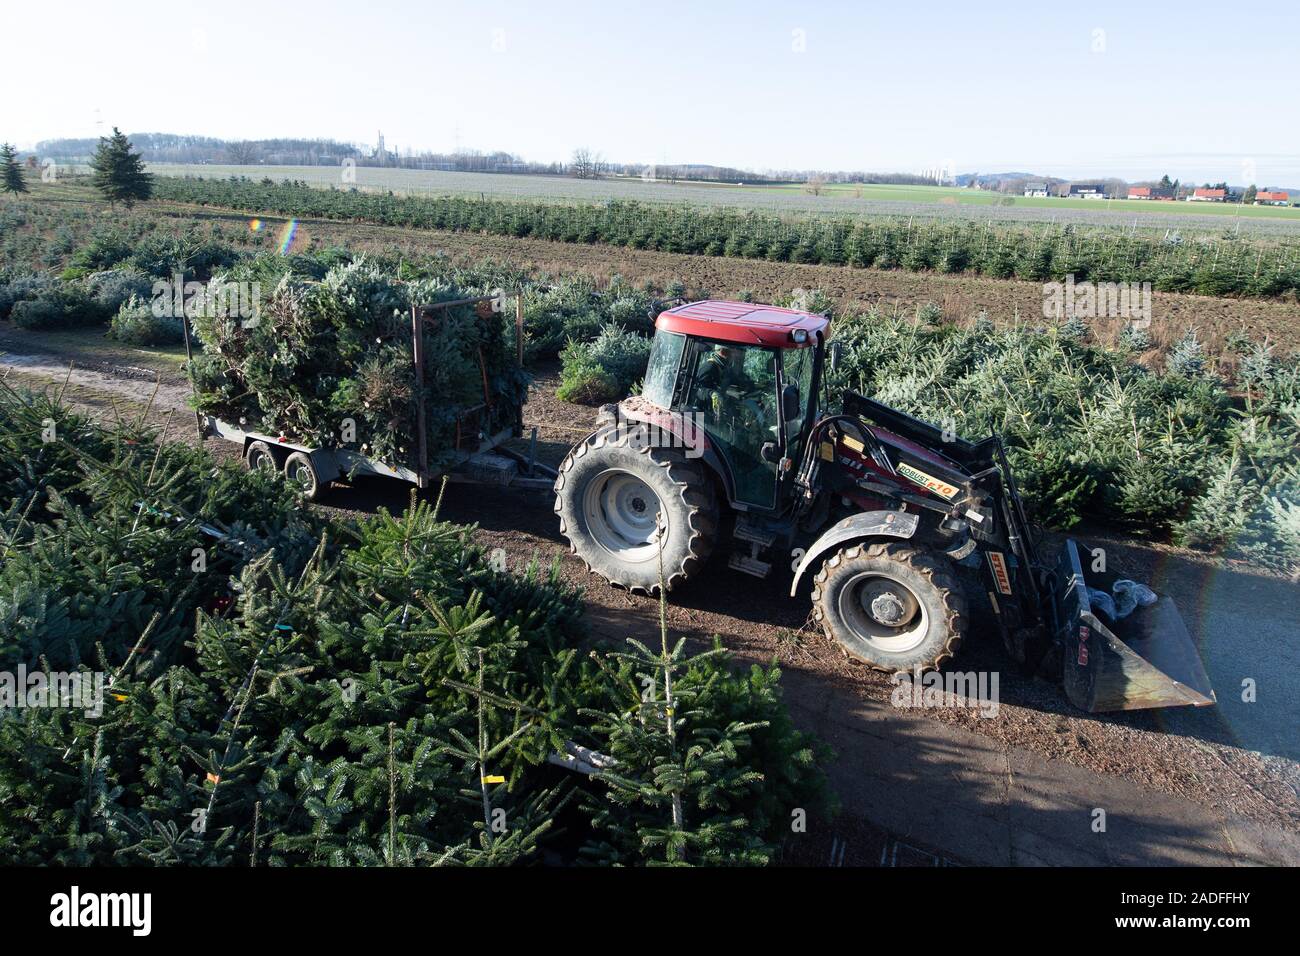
[
  {"left": 836, "top": 570, "right": 930, "bottom": 654},
  {"left": 288, "top": 460, "right": 314, "bottom": 491},
  {"left": 249, "top": 449, "right": 275, "bottom": 473},
  {"left": 582, "top": 469, "right": 664, "bottom": 562}
]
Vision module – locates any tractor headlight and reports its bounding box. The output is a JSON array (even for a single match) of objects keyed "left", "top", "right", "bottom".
[{"left": 790, "top": 329, "right": 808, "bottom": 344}]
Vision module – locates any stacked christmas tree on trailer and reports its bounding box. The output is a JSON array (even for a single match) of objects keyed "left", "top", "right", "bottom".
[{"left": 187, "top": 259, "right": 529, "bottom": 470}]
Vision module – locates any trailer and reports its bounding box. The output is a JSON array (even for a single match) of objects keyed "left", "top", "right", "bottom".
[{"left": 188, "top": 293, "right": 557, "bottom": 499}]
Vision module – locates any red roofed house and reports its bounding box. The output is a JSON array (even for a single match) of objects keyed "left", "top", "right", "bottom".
[
  {"left": 1189, "top": 188, "right": 1227, "bottom": 202},
  {"left": 1255, "top": 190, "right": 1289, "bottom": 206},
  {"left": 1128, "top": 186, "right": 1151, "bottom": 199}
]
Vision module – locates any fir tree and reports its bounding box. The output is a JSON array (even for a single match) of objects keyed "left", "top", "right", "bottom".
[
  {"left": 1175, "top": 453, "right": 1252, "bottom": 551},
  {"left": 1059, "top": 314, "right": 1090, "bottom": 343},
  {"left": 1167, "top": 328, "right": 1209, "bottom": 378},
  {"left": 89, "top": 128, "right": 153, "bottom": 208},
  {"left": 576, "top": 531, "right": 773, "bottom": 865},
  {"left": 1, "top": 143, "right": 27, "bottom": 194}
]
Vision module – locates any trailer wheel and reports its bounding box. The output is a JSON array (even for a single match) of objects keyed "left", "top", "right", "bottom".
[
  {"left": 812, "top": 542, "right": 968, "bottom": 672},
  {"left": 246, "top": 441, "right": 278, "bottom": 475},
  {"left": 284, "top": 451, "right": 322, "bottom": 501},
  {"left": 555, "top": 425, "right": 717, "bottom": 594}
]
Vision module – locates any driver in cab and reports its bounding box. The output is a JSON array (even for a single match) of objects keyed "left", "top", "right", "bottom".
[
  {"left": 696, "top": 345, "right": 768, "bottom": 432},
  {"left": 697, "top": 345, "right": 750, "bottom": 394}
]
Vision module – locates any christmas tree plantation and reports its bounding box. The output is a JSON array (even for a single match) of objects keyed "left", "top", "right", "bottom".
[
  {"left": 827, "top": 311, "right": 1300, "bottom": 574},
  {"left": 187, "top": 258, "right": 530, "bottom": 470},
  {"left": 0, "top": 383, "right": 829, "bottom": 865}
]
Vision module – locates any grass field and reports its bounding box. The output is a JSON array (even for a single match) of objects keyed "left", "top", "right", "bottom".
[
  {"left": 135, "top": 163, "right": 1300, "bottom": 235},
  {"left": 778, "top": 180, "right": 1300, "bottom": 219}
]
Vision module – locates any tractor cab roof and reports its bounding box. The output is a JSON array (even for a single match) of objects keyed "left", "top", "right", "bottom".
[{"left": 656, "top": 300, "right": 829, "bottom": 349}]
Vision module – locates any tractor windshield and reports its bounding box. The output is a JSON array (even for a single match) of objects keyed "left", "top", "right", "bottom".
[
  {"left": 641, "top": 331, "right": 686, "bottom": 409},
  {"left": 685, "top": 341, "right": 779, "bottom": 508}
]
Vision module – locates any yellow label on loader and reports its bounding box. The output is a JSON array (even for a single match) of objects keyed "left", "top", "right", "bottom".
[
  {"left": 819, "top": 442, "right": 835, "bottom": 461},
  {"left": 897, "top": 462, "right": 960, "bottom": 499}
]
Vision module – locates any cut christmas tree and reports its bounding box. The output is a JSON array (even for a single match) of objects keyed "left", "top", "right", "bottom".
[{"left": 187, "top": 259, "right": 529, "bottom": 471}]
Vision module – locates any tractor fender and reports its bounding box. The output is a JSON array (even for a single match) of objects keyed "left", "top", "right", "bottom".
[
  {"left": 789, "top": 510, "right": 920, "bottom": 596},
  {"left": 613, "top": 399, "right": 738, "bottom": 504}
]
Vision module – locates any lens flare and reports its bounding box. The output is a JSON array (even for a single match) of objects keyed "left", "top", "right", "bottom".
[{"left": 277, "top": 219, "right": 298, "bottom": 255}]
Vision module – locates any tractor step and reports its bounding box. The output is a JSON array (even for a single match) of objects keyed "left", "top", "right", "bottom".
[
  {"left": 729, "top": 552, "right": 772, "bottom": 578},
  {"left": 729, "top": 518, "right": 779, "bottom": 578},
  {"left": 733, "top": 519, "right": 778, "bottom": 547}
]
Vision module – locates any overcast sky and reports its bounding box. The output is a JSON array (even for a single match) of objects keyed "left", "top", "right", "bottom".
[{"left": 6, "top": 0, "right": 1297, "bottom": 184}]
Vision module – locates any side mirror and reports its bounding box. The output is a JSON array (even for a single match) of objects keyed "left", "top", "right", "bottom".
[
  {"left": 828, "top": 340, "right": 843, "bottom": 372},
  {"left": 760, "top": 441, "right": 781, "bottom": 464},
  {"left": 781, "top": 383, "right": 801, "bottom": 421}
]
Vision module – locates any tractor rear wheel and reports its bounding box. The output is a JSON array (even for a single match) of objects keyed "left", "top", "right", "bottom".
[
  {"left": 555, "top": 425, "right": 718, "bottom": 594},
  {"left": 812, "top": 542, "right": 968, "bottom": 672}
]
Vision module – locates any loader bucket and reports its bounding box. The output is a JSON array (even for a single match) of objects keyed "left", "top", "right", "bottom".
[{"left": 1054, "top": 539, "right": 1216, "bottom": 712}]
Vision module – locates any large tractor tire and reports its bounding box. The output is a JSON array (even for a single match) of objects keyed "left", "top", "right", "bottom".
[
  {"left": 812, "top": 541, "right": 968, "bottom": 672},
  {"left": 555, "top": 425, "right": 718, "bottom": 594}
]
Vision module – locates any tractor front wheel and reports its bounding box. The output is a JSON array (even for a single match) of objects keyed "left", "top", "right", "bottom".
[
  {"left": 812, "top": 542, "right": 968, "bottom": 672},
  {"left": 555, "top": 426, "right": 718, "bottom": 594}
]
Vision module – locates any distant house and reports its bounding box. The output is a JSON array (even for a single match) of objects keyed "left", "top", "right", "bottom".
[
  {"left": 1255, "top": 190, "right": 1289, "bottom": 206},
  {"left": 1023, "top": 182, "right": 1050, "bottom": 198},
  {"left": 1130, "top": 185, "right": 1176, "bottom": 201},
  {"left": 1068, "top": 183, "right": 1106, "bottom": 199},
  {"left": 1189, "top": 188, "right": 1227, "bottom": 202}
]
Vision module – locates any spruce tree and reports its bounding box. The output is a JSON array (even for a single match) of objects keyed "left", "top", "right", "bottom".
[
  {"left": 1, "top": 143, "right": 26, "bottom": 194},
  {"left": 89, "top": 128, "right": 153, "bottom": 208}
]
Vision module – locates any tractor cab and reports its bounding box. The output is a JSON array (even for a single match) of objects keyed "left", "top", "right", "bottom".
[{"left": 638, "top": 301, "right": 828, "bottom": 513}]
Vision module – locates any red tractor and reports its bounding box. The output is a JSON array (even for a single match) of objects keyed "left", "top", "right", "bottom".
[{"left": 555, "top": 301, "right": 1216, "bottom": 712}]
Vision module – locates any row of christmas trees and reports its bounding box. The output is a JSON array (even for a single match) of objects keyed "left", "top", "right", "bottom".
[{"left": 0, "top": 379, "right": 829, "bottom": 865}]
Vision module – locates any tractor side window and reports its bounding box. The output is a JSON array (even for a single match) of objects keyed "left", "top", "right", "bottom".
[
  {"left": 686, "top": 342, "right": 778, "bottom": 509},
  {"left": 641, "top": 331, "right": 686, "bottom": 408}
]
